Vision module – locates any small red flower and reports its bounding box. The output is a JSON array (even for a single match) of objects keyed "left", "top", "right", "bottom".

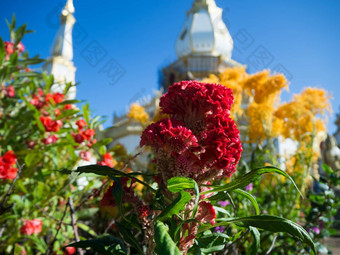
[
  {"left": 20, "top": 219, "right": 42, "bottom": 235},
  {"left": 64, "top": 104, "right": 73, "bottom": 110},
  {"left": 30, "top": 96, "right": 45, "bottom": 110},
  {"left": 42, "top": 135, "right": 59, "bottom": 145},
  {"left": 76, "top": 119, "right": 87, "bottom": 130},
  {"left": 4, "top": 41, "right": 14, "bottom": 55},
  {"left": 80, "top": 151, "right": 91, "bottom": 161},
  {"left": 82, "top": 129, "right": 95, "bottom": 141},
  {"left": 64, "top": 247, "right": 76, "bottom": 255},
  {"left": 54, "top": 109, "right": 61, "bottom": 116},
  {"left": 72, "top": 133, "right": 84, "bottom": 144},
  {"left": 97, "top": 153, "right": 114, "bottom": 168},
  {"left": 45, "top": 92, "right": 64, "bottom": 105},
  {"left": 3, "top": 150, "right": 17, "bottom": 165},
  {"left": 0, "top": 151, "right": 18, "bottom": 180},
  {"left": 4, "top": 85, "right": 15, "bottom": 98},
  {"left": 40, "top": 116, "right": 63, "bottom": 132},
  {"left": 17, "top": 42, "right": 25, "bottom": 53}
]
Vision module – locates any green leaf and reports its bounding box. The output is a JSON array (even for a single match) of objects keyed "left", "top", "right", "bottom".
[
  {"left": 154, "top": 221, "right": 181, "bottom": 255},
  {"left": 26, "top": 236, "right": 47, "bottom": 253},
  {"left": 212, "top": 215, "right": 316, "bottom": 254},
  {"left": 112, "top": 177, "right": 124, "bottom": 218},
  {"left": 75, "top": 164, "right": 125, "bottom": 176},
  {"left": 157, "top": 191, "right": 191, "bottom": 221},
  {"left": 64, "top": 165, "right": 156, "bottom": 191},
  {"left": 14, "top": 24, "right": 26, "bottom": 45},
  {"left": 83, "top": 103, "right": 90, "bottom": 124},
  {"left": 68, "top": 235, "right": 127, "bottom": 255},
  {"left": 232, "top": 189, "right": 260, "bottom": 215},
  {"left": 201, "top": 166, "right": 302, "bottom": 197},
  {"left": 77, "top": 222, "right": 97, "bottom": 236},
  {"left": 167, "top": 177, "right": 195, "bottom": 193},
  {"left": 322, "top": 164, "right": 334, "bottom": 174},
  {"left": 197, "top": 232, "right": 228, "bottom": 253},
  {"left": 18, "top": 58, "right": 44, "bottom": 66},
  {"left": 167, "top": 177, "right": 199, "bottom": 217},
  {"left": 249, "top": 226, "right": 260, "bottom": 255},
  {"left": 115, "top": 222, "right": 144, "bottom": 254}
]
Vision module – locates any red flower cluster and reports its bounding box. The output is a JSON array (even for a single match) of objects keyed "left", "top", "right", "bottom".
[
  {"left": 140, "top": 81, "right": 242, "bottom": 183},
  {"left": 31, "top": 90, "right": 65, "bottom": 110},
  {"left": 72, "top": 119, "right": 96, "bottom": 146},
  {"left": 4, "top": 41, "right": 24, "bottom": 56},
  {"left": 3, "top": 85, "right": 15, "bottom": 98},
  {"left": 97, "top": 153, "right": 115, "bottom": 168},
  {"left": 40, "top": 116, "right": 63, "bottom": 132},
  {"left": 42, "top": 134, "right": 59, "bottom": 145},
  {"left": 45, "top": 92, "right": 64, "bottom": 105},
  {"left": 0, "top": 150, "right": 18, "bottom": 180},
  {"left": 20, "top": 219, "right": 42, "bottom": 235}
]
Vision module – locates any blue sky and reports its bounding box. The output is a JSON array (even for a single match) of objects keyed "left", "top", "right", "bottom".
[{"left": 1, "top": 0, "right": 340, "bottom": 133}]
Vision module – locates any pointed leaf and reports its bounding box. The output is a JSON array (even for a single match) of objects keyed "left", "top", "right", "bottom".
[
  {"left": 201, "top": 166, "right": 302, "bottom": 197},
  {"left": 213, "top": 215, "right": 316, "bottom": 254},
  {"left": 249, "top": 226, "right": 260, "bottom": 255},
  {"left": 157, "top": 191, "right": 191, "bottom": 221},
  {"left": 154, "top": 221, "right": 181, "bottom": 255}
]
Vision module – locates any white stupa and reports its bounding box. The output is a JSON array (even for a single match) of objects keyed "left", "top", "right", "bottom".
[{"left": 44, "top": 0, "right": 76, "bottom": 99}]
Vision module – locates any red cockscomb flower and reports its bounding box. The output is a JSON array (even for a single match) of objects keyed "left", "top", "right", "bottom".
[
  {"left": 140, "top": 81, "right": 242, "bottom": 182},
  {"left": 140, "top": 118, "right": 198, "bottom": 154},
  {"left": 159, "top": 80, "right": 234, "bottom": 132}
]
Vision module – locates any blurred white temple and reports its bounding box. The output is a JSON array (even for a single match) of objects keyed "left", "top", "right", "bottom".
[
  {"left": 162, "top": 0, "right": 242, "bottom": 90},
  {"left": 44, "top": 0, "right": 76, "bottom": 100}
]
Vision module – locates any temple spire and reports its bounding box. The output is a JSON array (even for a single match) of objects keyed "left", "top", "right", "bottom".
[
  {"left": 175, "top": 0, "right": 233, "bottom": 60},
  {"left": 44, "top": 0, "right": 76, "bottom": 99},
  {"left": 51, "top": 0, "right": 75, "bottom": 60}
]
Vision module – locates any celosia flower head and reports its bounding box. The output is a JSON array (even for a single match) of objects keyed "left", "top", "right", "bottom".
[
  {"left": 159, "top": 81, "right": 234, "bottom": 132},
  {"left": 141, "top": 81, "right": 242, "bottom": 183}
]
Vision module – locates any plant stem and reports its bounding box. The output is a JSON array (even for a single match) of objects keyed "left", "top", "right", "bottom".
[{"left": 68, "top": 196, "right": 84, "bottom": 255}]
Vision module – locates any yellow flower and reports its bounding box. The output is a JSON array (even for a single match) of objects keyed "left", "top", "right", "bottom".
[
  {"left": 275, "top": 88, "right": 330, "bottom": 142},
  {"left": 128, "top": 103, "right": 149, "bottom": 125}
]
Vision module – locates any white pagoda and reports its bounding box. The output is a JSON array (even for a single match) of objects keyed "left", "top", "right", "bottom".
[
  {"left": 162, "top": 0, "right": 242, "bottom": 90},
  {"left": 44, "top": 0, "right": 76, "bottom": 99}
]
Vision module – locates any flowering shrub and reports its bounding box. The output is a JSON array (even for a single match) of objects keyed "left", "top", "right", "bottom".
[{"left": 0, "top": 17, "right": 116, "bottom": 254}]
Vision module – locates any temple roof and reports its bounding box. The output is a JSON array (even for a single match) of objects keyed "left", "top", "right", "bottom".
[{"left": 175, "top": 0, "right": 233, "bottom": 60}]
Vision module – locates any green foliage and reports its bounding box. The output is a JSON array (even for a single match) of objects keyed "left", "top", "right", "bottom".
[{"left": 154, "top": 221, "right": 181, "bottom": 255}]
